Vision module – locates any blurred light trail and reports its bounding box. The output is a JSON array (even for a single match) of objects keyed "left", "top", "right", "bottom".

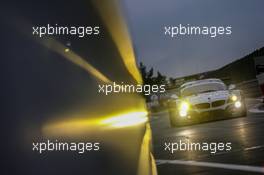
[
  {"left": 93, "top": 0, "right": 143, "bottom": 84},
  {"left": 38, "top": 37, "right": 111, "bottom": 83},
  {"left": 42, "top": 110, "right": 148, "bottom": 137}
]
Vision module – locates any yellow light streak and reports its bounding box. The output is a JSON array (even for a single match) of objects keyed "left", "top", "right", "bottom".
[
  {"left": 39, "top": 37, "right": 111, "bottom": 83},
  {"left": 93, "top": 0, "right": 143, "bottom": 84},
  {"left": 101, "top": 111, "right": 148, "bottom": 128},
  {"left": 43, "top": 111, "right": 148, "bottom": 137},
  {"left": 5, "top": 15, "right": 111, "bottom": 83}
]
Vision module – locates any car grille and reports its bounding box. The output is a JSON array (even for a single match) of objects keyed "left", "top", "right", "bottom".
[
  {"left": 195, "top": 103, "right": 210, "bottom": 109},
  {"left": 212, "top": 100, "right": 226, "bottom": 107}
]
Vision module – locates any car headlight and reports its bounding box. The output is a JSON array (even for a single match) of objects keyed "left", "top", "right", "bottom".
[
  {"left": 231, "top": 95, "right": 238, "bottom": 102},
  {"left": 180, "top": 101, "right": 189, "bottom": 111},
  {"left": 234, "top": 101, "right": 242, "bottom": 108},
  {"left": 179, "top": 101, "right": 189, "bottom": 117},
  {"left": 228, "top": 94, "right": 238, "bottom": 103}
]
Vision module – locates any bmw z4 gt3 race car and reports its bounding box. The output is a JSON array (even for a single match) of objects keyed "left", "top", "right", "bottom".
[{"left": 168, "top": 79, "right": 247, "bottom": 127}]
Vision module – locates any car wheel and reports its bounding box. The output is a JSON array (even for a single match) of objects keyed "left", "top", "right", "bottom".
[
  {"left": 238, "top": 98, "right": 247, "bottom": 117},
  {"left": 227, "top": 101, "right": 247, "bottom": 117},
  {"left": 239, "top": 104, "right": 247, "bottom": 117}
]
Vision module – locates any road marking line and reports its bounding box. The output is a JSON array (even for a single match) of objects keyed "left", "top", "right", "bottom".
[
  {"left": 244, "top": 145, "right": 264, "bottom": 151},
  {"left": 156, "top": 159, "right": 264, "bottom": 173}
]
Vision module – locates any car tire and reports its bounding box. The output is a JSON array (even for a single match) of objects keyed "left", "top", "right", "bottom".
[
  {"left": 227, "top": 100, "right": 247, "bottom": 118},
  {"left": 239, "top": 98, "right": 247, "bottom": 117},
  {"left": 239, "top": 104, "right": 247, "bottom": 117}
]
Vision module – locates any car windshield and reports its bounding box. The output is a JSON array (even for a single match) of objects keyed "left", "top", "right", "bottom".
[{"left": 181, "top": 82, "right": 226, "bottom": 97}]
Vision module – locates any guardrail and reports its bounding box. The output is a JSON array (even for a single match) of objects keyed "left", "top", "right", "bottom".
[{"left": 236, "top": 79, "right": 262, "bottom": 98}]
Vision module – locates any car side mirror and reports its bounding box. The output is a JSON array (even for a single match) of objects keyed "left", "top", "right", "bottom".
[{"left": 228, "top": 84, "right": 236, "bottom": 90}]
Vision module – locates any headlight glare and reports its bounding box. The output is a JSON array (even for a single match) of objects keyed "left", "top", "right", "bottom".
[
  {"left": 231, "top": 95, "right": 238, "bottom": 102},
  {"left": 179, "top": 110, "right": 188, "bottom": 117},
  {"left": 179, "top": 101, "right": 189, "bottom": 117},
  {"left": 234, "top": 101, "right": 242, "bottom": 108},
  {"left": 180, "top": 102, "right": 189, "bottom": 111}
]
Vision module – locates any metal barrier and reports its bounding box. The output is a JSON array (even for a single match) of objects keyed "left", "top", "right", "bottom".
[{"left": 236, "top": 79, "right": 262, "bottom": 98}]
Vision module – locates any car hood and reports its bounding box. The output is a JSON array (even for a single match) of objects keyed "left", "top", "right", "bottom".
[{"left": 184, "top": 90, "right": 230, "bottom": 105}]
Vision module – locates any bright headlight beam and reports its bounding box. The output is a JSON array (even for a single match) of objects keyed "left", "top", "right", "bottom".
[
  {"left": 179, "top": 101, "right": 189, "bottom": 117},
  {"left": 235, "top": 101, "right": 242, "bottom": 108},
  {"left": 180, "top": 102, "right": 189, "bottom": 111},
  {"left": 231, "top": 95, "right": 238, "bottom": 102}
]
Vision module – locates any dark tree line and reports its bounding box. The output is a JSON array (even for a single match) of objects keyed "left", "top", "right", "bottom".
[{"left": 139, "top": 62, "right": 167, "bottom": 85}]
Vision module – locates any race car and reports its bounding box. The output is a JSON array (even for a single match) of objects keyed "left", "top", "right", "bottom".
[{"left": 168, "top": 79, "right": 247, "bottom": 127}]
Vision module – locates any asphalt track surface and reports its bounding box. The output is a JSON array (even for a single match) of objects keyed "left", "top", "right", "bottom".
[{"left": 150, "top": 104, "right": 264, "bottom": 175}]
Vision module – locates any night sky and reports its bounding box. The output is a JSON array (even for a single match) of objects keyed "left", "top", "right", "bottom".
[{"left": 124, "top": 0, "right": 264, "bottom": 78}]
